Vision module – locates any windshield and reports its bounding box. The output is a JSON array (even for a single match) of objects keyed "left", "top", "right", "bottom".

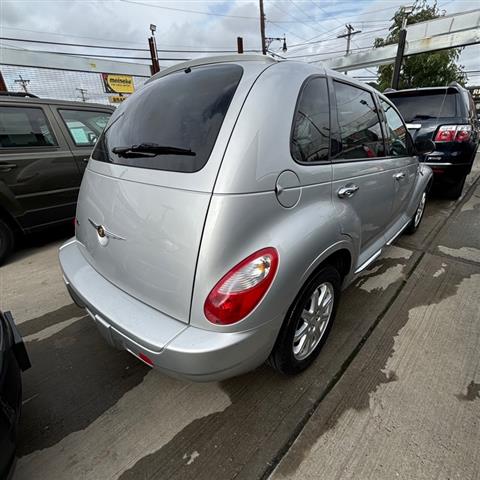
[
  {"left": 92, "top": 64, "right": 243, "bottom": 173},
  {"left": 387, "top": 91, "right": 459, "bottom": 123}
]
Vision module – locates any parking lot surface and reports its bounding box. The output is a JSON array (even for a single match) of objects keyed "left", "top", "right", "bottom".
[{"left": 1, "top": 157, "right": 479, "bottom": 480}]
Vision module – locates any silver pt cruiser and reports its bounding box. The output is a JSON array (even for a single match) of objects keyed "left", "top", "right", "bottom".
[{"left": 59, "top": 55, "right": 433, "bottom": 381}]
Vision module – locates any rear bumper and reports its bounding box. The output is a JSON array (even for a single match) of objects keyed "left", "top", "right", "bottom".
[
  {"left": 423, "top": 147, "right": 476, "bottom": 178},
  {"left": 59, "top": 239, "right": 277, "bottom": 382}
]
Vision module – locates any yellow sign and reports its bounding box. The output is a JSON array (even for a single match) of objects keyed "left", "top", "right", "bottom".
[
  {"left": 109, "top": 95, "right": 127, "bottom": 104},
  {"left": 102, "top": 73, "right": 134, "bottom": 94}
]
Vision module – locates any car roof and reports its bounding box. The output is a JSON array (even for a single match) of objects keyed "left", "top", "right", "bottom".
[
  {"left": 147, "top": 54, "right": 382, "bottom": 99},
  {"left": 147, "top": 54, "right": 278, "bottom": 84},
  {"left": 0, "top": 95, "right": 115, "bottom": 110}
]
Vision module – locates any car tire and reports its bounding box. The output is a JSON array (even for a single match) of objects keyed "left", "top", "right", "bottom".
[
  {"left": 405, "top": 190, "right": 427, "bottom": 235},
  {"left": 443, "top": 175, "right": 466, "bottom": 200},
  {"left": 0, "top": 218, "right": 15, "bottom": 266},
  {"left": 268, "top": 265, "right": 341, "bottom": 375}
]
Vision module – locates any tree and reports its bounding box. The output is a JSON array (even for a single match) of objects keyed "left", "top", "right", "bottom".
[{"left": 374, "top": 1, "right": 467, "bottom": 91}]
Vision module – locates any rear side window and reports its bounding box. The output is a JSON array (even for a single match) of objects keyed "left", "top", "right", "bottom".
[
  {"left": 333, "top": 81, "right": 384, "bottom": 160},
  {"left": 92, "top": 64, "right": 243, "bottom": 173},
  {"left": 388, "top": 91, "right": 459, "bottom": 122},
  {"left": 291, "top": 77, "right": 330, "bottom": 163},
  {"left": 0, "top": 106, "right": 57, "bottom": 148},
  {"left": 380, "top": 99, "right": 412, "bottom": 157},
  {"left": 59, "top": 109, "right": 111, "bottom": 146}
]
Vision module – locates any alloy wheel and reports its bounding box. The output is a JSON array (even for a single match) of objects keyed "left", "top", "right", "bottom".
[
  {"left": 414, "top": 191, "right": 426, "bottom": 228},
  {"left": 293, "top": 282, "right": 334, "bottom": 361}
]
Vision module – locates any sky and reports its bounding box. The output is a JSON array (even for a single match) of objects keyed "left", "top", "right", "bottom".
[{"left": 0, "top": 0, "right": 479, "bottom": 100}]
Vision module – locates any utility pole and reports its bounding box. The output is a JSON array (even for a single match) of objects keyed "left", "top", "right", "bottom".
[
  {"left": 259, "top": 0, "right": 267, "bottom": 55},
  {"left": 14, "top": 74, "right": 30, "bottom": 93},
  {"left": 338, "top": 24, "right": 361, "bottom": 74},
  {"left": 148, "top": 24, "right": 160, "bottom": 75},
  {"left": 391, "top": 5, "right": 414, "bottom": 89},
  {"left": 76, "top": 88, "right": 88, "bottom": 102}
]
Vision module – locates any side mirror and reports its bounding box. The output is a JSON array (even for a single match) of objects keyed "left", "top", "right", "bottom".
[
  {"left": 414, "top": 138, "right": 435, "bottom": 155},
  {"left": 88, "top": 133, "right": 98, "bottom": 145}
]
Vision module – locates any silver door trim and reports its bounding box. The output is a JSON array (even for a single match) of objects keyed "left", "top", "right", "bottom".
[
  {"left": 354, "top": 249, "right": 382, "bottom": 274},
  {"left": 386, "top": 219, "right": 411, "bottom": 246},
  {"left": 424, "top": 162, "right": 453, "bottom": 166}
]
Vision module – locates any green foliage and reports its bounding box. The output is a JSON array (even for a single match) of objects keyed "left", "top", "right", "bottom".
[{"left": 374, "top": 1, "right": 467, "bottom": 91}]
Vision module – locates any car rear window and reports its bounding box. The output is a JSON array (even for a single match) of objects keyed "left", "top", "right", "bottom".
[
  {"left": 387, "top": 91, "right": 460, "bottom": 123},
  {"left": 92, "top": 64, "right": 243, "bottom": 173}
]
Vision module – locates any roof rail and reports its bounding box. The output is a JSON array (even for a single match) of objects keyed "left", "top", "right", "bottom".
[
  {"left": 0, "top": 91, "right": 39, "bottom": 98},
  {"left": 447, "top": 81, "right": 464, "bottom": 90},
  {"left": 146, "top": 54, "right": 277, "bottom": 84}
]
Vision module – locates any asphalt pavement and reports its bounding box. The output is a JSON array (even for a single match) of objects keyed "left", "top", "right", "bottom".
[{"left": 1, "top": 156, "right": 479, "bottom": 480}]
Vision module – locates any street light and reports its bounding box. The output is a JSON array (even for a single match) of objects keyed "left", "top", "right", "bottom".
[
  {"left": 391, "top": 5, "right": 415, "bottom": 89},
  {"left": 401, "top": 5, "right": 414, "bottom": 28},
  {"left": 148, "top": 24, "right": 159, "bottom": 74}
]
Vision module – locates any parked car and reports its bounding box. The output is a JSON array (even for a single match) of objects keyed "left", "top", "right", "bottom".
[
  {"left": 0, "top": 310, "right": 30, "bottom": 479},
  {"left": 59, "top": 55, "right": 433, "bottom": 382},
  {"left": 467, "top": 86, "right": 480, "bottom": 119},
  {"left": 385, "top": 83, "right": 479, "bottom": 199},
  {"left": 0, "top": 94, "right": 114, "bottom": 264}
]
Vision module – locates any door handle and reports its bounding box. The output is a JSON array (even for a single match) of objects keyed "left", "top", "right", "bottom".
[
  {"left": 394, "top": 172, "right": 406, "bottom": 180},
  {"left": 82, "top": 157, "right": 89, "bottom": 163},
  {"left": 338, "top": 184, "right": 359, "bottom": 198}
]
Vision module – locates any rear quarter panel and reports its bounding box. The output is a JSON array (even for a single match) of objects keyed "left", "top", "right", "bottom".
[
  {"left": 191, "top": 62, "right": 354, "bottom": 333},
  {"left": 189, "top": 187, "right": 348, "bottom": 333}
]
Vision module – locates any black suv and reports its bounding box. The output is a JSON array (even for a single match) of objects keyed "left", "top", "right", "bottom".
[
  {"left": 0, "top": 94, "right": 113, "bottom": 264},
  {"left": 385, "top": 83, "right": 479, "bottom": 199}
]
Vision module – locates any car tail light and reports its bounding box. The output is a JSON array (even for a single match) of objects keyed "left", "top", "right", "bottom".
[
  {"left": 434, "top": 125, "right": 471, "bottom": 143},
  {"left": 455, "top": 125, "right": 472, "bottom": 142},
  {"left": 204, "top": 247, "right": 279, "bottom": 325}
]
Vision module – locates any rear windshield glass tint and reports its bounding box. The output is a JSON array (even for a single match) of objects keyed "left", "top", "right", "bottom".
[
  {"left": 92, "top": 64, "right": 243, "bottom": 173},
  {"left": 387, "top": 91, "right": 459, "bottom": 123}
]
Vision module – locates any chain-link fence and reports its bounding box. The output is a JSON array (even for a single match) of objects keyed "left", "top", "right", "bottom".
[{"left": 0, "top": 65, "right": 148, "bottom": 105}]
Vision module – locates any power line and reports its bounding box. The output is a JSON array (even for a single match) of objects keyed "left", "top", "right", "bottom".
[
  {"left": 266, "top": 20, "right": 307, "bottom": 43},
  {"left": 288, "top": 45, "right": 371, "bottom": 59},
  {"left": 271, "top": 2, "right": 409, "bottom": 23},
  {"left": 0, "top": 36, "right": 260, "bottom": 54},
  {"left": 287, "top": 26, "right": 347, "bottom": 50},
  {"left": 0, "top": 25, "right": 148, "bottom": 46},
  {"left": 118, "top": 0, "right": 260, "bottom": 20},
  {"left": 310, "top": 0, "right": 344, "bottom": 28},
  {"left": 287, "top": 26, "right": 386, "bottom": 52},
  {"left": 17, "top": 48, "right": 189, "bottom": 62},
  {"left": 308, "top": 46, "right": 376, "bottom": 63},
  {"left": 0, "top": 36, "right": 149, "bottom": 51},
  {"left": 269, "top": 1, "right": 325, "bottom": 35},
  {"left": 288, "top": 0, "right": 330, "bottom": 34},
  {"left": 0, "top": 25, "right": 242, "bottom": 50}
]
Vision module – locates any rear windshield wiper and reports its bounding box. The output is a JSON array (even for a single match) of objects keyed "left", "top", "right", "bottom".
[{"left": 112, "top": 143, "right": 196, "bottom": 158}]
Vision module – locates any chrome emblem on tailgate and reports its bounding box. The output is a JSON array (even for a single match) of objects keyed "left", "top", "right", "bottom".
[{"left": 88, "top": 218, "right": 125, "bottom": 246}]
